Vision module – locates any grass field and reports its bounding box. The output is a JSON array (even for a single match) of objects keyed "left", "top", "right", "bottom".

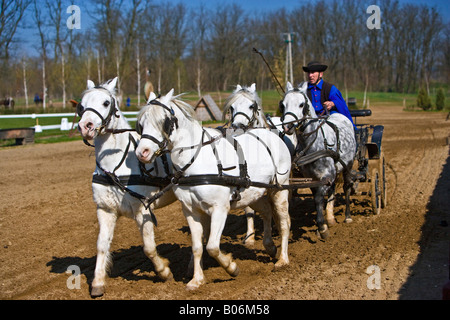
[{"left": 0, "top": 89, "right": 447, "bottom": 146}]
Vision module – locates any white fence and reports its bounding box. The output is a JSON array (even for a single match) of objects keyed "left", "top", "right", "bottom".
[{"left": 0, "top": 112, "right": 139, "bottom": 132}]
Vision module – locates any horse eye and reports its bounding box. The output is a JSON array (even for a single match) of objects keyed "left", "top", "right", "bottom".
[
  {"left": 300, "top": 103, "right": 304, "bottom": 107},
  {"left": 103, "top": 100, "right": 110, "bottom": 107}
]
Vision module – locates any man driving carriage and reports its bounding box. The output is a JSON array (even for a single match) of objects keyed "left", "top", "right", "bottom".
[{"left": 303, "top": 61, "right": 355, "bottom": 127}]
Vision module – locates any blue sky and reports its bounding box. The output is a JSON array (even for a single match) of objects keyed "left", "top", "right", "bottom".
[
  {"left": 175, "top": 0, "right": 449, "bottom": 16},
  {"left": 14, "top": 0, "right": 450, "bottom": 57}
]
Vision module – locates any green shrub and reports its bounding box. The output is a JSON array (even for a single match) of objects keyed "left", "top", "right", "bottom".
[
  {"left": 417, "top": 87, "right": 432, "bottom": 110},
  {"left": 435, "top": 88, "right": 445, "bottom": 111}
]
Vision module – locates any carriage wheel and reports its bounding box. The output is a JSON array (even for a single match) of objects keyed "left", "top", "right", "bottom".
[
  {"left": 370, "top": 167, "right": 381, "bottom": 215},
  {"left": 378, "top": 151, "right": 387, "bottom": 208}
]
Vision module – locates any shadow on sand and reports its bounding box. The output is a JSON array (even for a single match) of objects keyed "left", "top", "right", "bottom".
[{"left": 398, "top": 148, "right": 450, "bottom": 300}]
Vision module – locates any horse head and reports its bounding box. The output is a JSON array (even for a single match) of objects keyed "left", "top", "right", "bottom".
[
  {"left": 78, "top": 77, "right": 120, "bottom": 140},
  {"left": 135, "top": 89, "right": 178, "bottom": 163},
  {"left": 223, "top": 83, "right": 266, "bottom": 130},
  {"left": 280, "top": 81, "right": 314, "bottom": 135}
]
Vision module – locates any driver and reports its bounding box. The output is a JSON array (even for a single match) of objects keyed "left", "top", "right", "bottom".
[{"left": 303, "top": 61, "right": 355, "bottom": 127}]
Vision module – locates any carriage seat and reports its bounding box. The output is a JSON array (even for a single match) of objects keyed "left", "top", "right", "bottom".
[{"left": 349, "top": 109, "right": 372, "bottom": 117}]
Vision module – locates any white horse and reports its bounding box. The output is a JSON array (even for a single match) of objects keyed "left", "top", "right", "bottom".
[
  {"left": 223, "top": 83, "right": 298, "bottom": 156},
  {"left": 222, "top": 83, "right": 297, "bottom": 246},
  {"left": 280, "top": 82, "right": 356, "bottom": 239},
  {"left": 77, "top": 77, "right": 176, "bottom": 297},
  {"left": 135, "top": 89, "right": 292, "bottom": 290}
]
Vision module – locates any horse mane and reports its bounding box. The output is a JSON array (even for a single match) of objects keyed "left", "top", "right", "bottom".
[{"left": 222, "top": 85, "right": 262, "bottom": 121}]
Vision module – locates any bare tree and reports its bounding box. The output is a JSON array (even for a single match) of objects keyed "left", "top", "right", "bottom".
[
  {"left": 33, "top": 0, "right": 49, "bottom": 110},
  {"left": 0, "top": 0, "right": 31, "bottom": 60},
  {"left": 46, "top": 0, "right": 68, "bottom": 108},
  {"left": 208, "top": 4, "right": 247, "bottom": 91}
]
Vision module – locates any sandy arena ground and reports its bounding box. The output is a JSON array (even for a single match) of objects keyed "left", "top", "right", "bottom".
[{"left": 0, "top": 104, "right": 449, "bottom": 302}]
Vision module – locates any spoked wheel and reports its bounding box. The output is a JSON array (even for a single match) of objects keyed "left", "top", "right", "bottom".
[
  {"left": 370, "top": 167, "right": 381, "bottom": 215},
  {"left": 378, "top": 151, "right": 387, "bottom": 208}
]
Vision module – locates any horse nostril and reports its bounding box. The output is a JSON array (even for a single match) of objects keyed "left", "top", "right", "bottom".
[
  {"left": 139, "top": 148, "right": 150, "bottom": 159},
  {"left": 86, "top": 122, "right": 94, "bottom": 131}
]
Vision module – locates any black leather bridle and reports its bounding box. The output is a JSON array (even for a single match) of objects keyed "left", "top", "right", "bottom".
[
  {"left": 77, "top": 87, "right": 120, "bottom": 134},
  {"left": 279, "top": 89, "right": 311, "bottom": 131},
  {"left": 135, "top": 99, "right": 179, "bottom": 162},
  {"left": 230, "top": 102, "right": 259, "bottom": 128}
]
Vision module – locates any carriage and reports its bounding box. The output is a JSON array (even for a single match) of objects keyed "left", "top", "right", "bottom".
[
  {"left": 291, "top": 109, "right": 388, "bottom": 215},
  {"left": 348, "top": 109, "right": 387, "bottom": 215},
  {"left": 282, "top": 103, "right": 387, "bottom": 217}
]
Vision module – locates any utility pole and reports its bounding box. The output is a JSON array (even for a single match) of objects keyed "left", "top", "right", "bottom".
[{"left": 283, "top": 33, "right": 294, "bottom": 85}]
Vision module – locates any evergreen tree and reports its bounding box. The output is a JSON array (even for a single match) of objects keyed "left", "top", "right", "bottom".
[
  {"left": 417, "top": 87, "right": 432, "bottom": 110},
  {"left": 435, "top": 88, "right": 445, "bottom": 111}
]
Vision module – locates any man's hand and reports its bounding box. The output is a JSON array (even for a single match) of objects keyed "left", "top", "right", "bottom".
[{"left": 323, "top": 101, "right": 335, "bottom": 110}]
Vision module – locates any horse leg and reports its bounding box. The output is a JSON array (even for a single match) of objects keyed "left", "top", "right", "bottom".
[
  {"left": 206, "top": 207, "right": 239, "bottom": 278},
  {"left": 184, "top": 208, "right": 206, "bottom": 290},
  {"left": 269, "top": 189, "right": 291, "bottom": 269},
  {"left": 325, "top": 183, "right": 337, "bottom": 227},
  {"left": 250, "top": 196, "right": 277, "bottom": 258},
  {"left": 187, "top": 214, "right": 209, "bottom": 279},
  {"left": 243, "top": 207, "right": 256, "bottom": 247},
  {"left": 135, "top": 210, "right": 173, "bottom": 281},
  {"left": 343, "top": 172, "right": 354, "bottom": 223},
  {"left": 91, "top": 208, "right": 117, "bottom": 297},
  {"left": 313, "top": 186, "right": 329, "bottom": 240}
]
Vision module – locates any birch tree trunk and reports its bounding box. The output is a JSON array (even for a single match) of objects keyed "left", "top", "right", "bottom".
[{"left": 22, "top": 59, "right": 28, "bottom": 109}]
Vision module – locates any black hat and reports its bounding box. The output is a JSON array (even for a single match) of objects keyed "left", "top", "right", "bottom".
[{"left": 302, "top": 61, "right": 328, "bottom": 72}]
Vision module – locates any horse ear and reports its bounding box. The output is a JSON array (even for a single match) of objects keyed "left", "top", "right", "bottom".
[
  {"left": 300, "top": 81, "right": 308, "bottom": 92},
  {"left": 87, "top": 80, "right": 95, "bottom": 90},
  {"left": 105, "top": 77, "right": 118, "bottom": 93},
  {"left": 235, "top": 84, "right": 242, "bottom": 92},
  {"left": 286, "top": 82, "right": 294, "bottom": 91},
  {"left": 161, "top": 88, "right": 174, "bottom": 105},
  {"left": 249, "top": 83, "right": 256, "bottom": 93},
  {"left": 147, "top": 92, "right": 157, "bottom": 104}
]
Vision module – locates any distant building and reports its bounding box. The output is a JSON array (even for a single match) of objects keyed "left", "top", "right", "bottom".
[{"left": 193, "top": 95, "right": 222, "bottom": 121}]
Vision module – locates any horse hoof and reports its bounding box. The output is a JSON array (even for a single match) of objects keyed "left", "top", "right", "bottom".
[
  {"left": 327, "top": 219, "right": 337, "bottom": 227},
  {"left": 228, "top": 263, "right": 240, "bottom": 277},
  {"left": 90, "top": 286, "right": 104, "bottom": 298},
  {"left": 186, "top": 283, "right": 199, "bottom": 291},
  {"left": 273, "top": 259, "right": 289, "bottom": 271},
  {"left": 316, "top": 227, "right": 329, "bottom": 240},
  {"left": 344, "top": 217, "right": 353, "bottom": 223},
  {"left": 186, "top": 278, "right": 205, "bottom": 291},
  {"left": 160, "top": 269, "right": 174, "bottom": 282},
  {"left": 264, "top": 244, "right": 277, "bottom": 258},
  {"left": 243, "top": 238, "right": 255, "bottom": 247}
]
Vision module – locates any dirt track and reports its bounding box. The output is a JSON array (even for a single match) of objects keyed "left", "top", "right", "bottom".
[{"left": 0, "top": 104, "right": 449, "bottom": 301}]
